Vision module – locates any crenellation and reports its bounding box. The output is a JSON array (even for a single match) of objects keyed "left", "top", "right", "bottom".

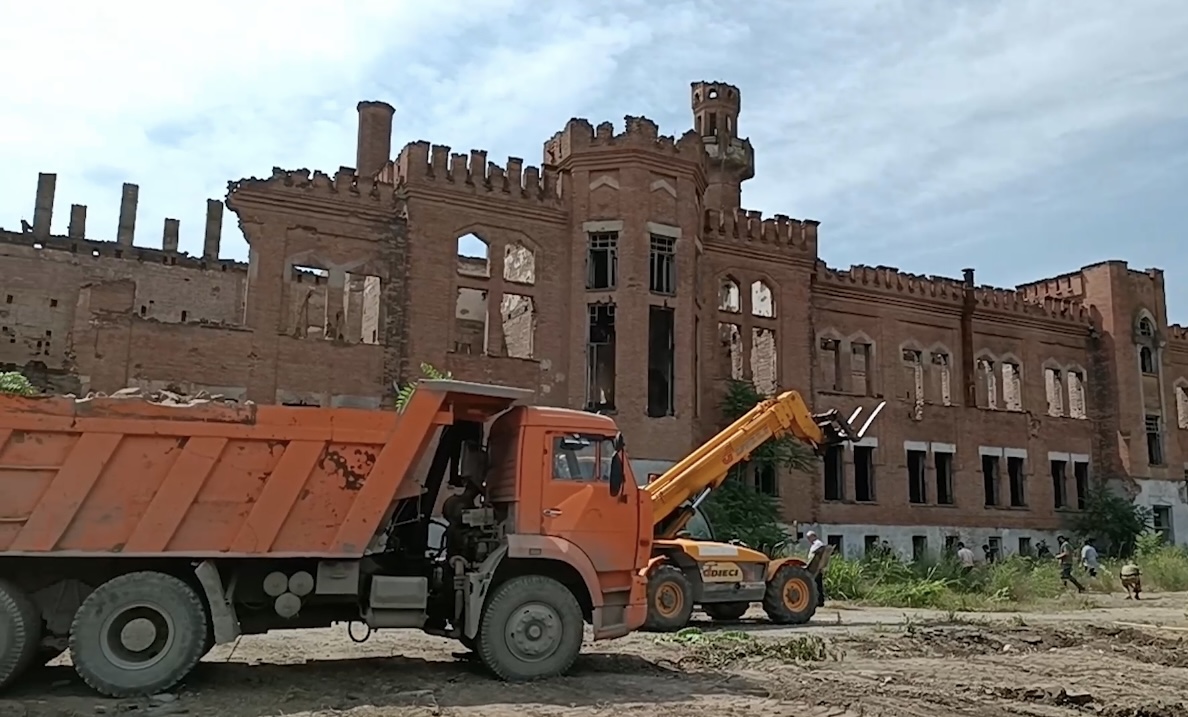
[
  {"left": 116, "top": 183, "right": 138, "bottom": 246},
  {"left": 226, "top": 166, "right": 399, "bottom": 210},
  {"left": 392, "top": 142, "right": 559, "bottom": 204},
  {"left": 702, "top": 207, "right": 817, "bottom": 255},
  {"left": 816, "top": 264, "right": 968, "bottom": 303},
  {"left": 1168, "top": 324, "right": 1188, "bottom": 342},
  {"left": 162, "top": 218, "right": 180, "bottom": 253},
  {"left": 973, "top": 286, "right": 1093, "bottom": 326},
  {"left": 545, "top": 116, "right": 704, "bottom": 166},
  {"left": 68, "top": 204, "right": 86, "bottom": 239}
]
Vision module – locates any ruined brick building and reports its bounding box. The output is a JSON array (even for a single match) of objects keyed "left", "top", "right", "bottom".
[{"left": 3, "top": 81, "right": 1187, "bottom": 557}]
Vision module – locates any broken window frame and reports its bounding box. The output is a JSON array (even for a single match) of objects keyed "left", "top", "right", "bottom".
[
  {"left": 1139, "top": 346, "right": 1156, "bottom": 374},
  {"left": 1145, "top": 414, "right": 1164, "bottom": 465},
  {"left": 1073, "top": 461, "right": 1089, "bottom": 510},
  {"left": 982, "top": 455, "right": 1000, "bottom": 507},
  {"left": 823, "top": 445, "right": 845, "bottom": 501},
  {"left": 451, "top": 287, "right": 490, "bottom": 355},
  {"left": 499, "top": 292, "right": 537, "bottom": 359},
  {"left": 648, "top": 235, "right": 676, "bottom": 296},
  {"left": 1007, "top": 456, "right": 1026, "bottom": 507},
  {"left": 585, "top": 303, "right": 617, "bottom": 412},
  {"left": 1050, "top": 459, "right": 1068, "bottom": 509},
  {"left": 931, "top": 351, "right": 953, "bottom": 406},
  {"left": 820, "top": 337, "right": 843, "bottom": 391},
  {"left": 850, "top": 341, "right": 873, "bottom": 396},
  {"left": 935, "top": 451, "right": 955, "bottom": 505},
  {"left": 585, "top": 232, "right": 619, "bottom": 291}
]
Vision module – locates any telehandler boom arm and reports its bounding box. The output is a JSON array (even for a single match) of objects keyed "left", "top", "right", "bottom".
[{"left": 645, "top": 391, "right": 884, "bottom": 539}]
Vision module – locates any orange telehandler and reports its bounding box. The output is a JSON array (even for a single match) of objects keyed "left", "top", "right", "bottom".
[
  {"left": 640, "top": 390, "right": 884, "bottom": 631},
  {"left": 0, "top": 380, "right": 653, "bottom": 696}
]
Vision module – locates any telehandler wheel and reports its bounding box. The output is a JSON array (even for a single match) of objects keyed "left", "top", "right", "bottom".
[
  {"left": 643, "top": 565, "right": 694, "bottom": 632},
  {"left": 69, "top": 571, "right": 209, "bottom": 697},
  {"left": 476, "top": 575, "right": 584, "bottom": 682},
  {"left": 703, "top": 601, "right": 749, "bottom": 622},
  {"left": 762, "top": 564, "right": 818, "bottom": 625},
  {"left": 0, "top": 579, "right": 42, "bottom": 692}
]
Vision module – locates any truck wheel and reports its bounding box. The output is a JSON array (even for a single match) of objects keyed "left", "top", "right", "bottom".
[
  {"left": 69, "top": 572, "right": 209, "bottom": 697},
  {"left": 762, "top": 564, "right": 818, "bottom": 625},
  {"left": 643, "top": 565, "right": 693, "bottom": 632},
  {"left": 476, "top": 575, "right": 583, "bottom": 682},
  {"left": 704, "top": 601, "right": 749, "bottom": 622},
  {"left": 0, "top": 579, "right": 42, "bottom": 692}
]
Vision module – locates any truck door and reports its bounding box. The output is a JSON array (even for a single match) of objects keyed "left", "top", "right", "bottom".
[{"left": 539, "top": 433, "right": 640, "bottom": 576}]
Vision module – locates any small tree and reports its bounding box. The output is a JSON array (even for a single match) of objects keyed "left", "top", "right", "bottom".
[
  {"left": 1066, "top": 481, "right": 1152, "bottom": 557},
  {"left": 395, "top": 363, "right": 452, "bottom": 413},
  {"left": 701, "top": 380, "right": 818, "bottom": 555}
]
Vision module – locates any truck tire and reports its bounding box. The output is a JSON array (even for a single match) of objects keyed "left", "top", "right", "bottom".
[
  {"left": 762, "top": 564, "right": 818, "bottom": 625},
  {"left": 0, "top": 579, "right": 42, "bottom": 692},
  {"left": 69, "top": 572, "right": 209, "bottom": 697},
  {"left": 703, "top": 601, "right": 749, "bottom": 622},
  {"left": 643, "top": 565, "right": 693, "bottom": 632},
  {"left": 476, "top": 575, "right": 583, "bottom": 682}
]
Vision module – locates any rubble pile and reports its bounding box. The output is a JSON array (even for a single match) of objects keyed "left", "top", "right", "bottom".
[{"left": 69, "top": 386, "right": 251, "bottom": 407}]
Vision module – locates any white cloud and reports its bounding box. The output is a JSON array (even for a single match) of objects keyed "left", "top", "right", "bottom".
[{"left": 1, "top": 0, "right": 1185, "bottom": 303}]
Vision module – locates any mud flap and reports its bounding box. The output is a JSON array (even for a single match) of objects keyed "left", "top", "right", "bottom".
[
  {"left": 195, "top": 561, "right": 241, "bottom": 644},
  {"left": 463, "top": 545, "right": 508, "bottom": 640}
]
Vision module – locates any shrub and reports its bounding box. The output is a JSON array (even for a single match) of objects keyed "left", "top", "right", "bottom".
[{"left": 0, "top": 371, "right": 37, "bottom": 397}]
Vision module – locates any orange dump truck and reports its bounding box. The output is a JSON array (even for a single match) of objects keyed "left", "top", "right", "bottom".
[{"left": 0, "top": 380, "right": 651, "bottom": 697}]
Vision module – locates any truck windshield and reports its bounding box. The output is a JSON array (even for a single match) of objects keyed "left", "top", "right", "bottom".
[
  {"left": 684, "top": 507, "right": 714, "bottom": 541},
  {"left": 552, "top": 434, "right": 615, "bottom": 481}
]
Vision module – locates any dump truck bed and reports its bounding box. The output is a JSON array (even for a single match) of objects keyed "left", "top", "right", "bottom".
[{"left": 0, "top": 380, "right": 529, "bottom": 558}]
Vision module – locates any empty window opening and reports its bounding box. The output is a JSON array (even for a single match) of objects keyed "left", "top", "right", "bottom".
[
  {"left": 708, "top": 111, "right": 718, "bottom": 136},
  {"left": 750, "top": 327, "right": 777, "bottom": 396},
  {"left": 139, "top": 305, "right": 147, "bottom": 316},
  {"left": 718, "top": 277, "right": 741, "bottom": 312},
  {"left": 907, "top": 449, "right": 927, "bottom": 504},
  {"left": 1140, "top": 346, "right": 1156, "bottom": 374},
  {"left": 290, "top": 264, "right": 330, "bottom": 339},
  {"left": 1068, "top": 371, "right": 1086, "bottom": 419},
  {"left": 1002, "top": 362, "right": 1022, "bottom": 411},
  {"left": 718, "top": 322, "right": 743, "bottom": 379},
  {"left": 982, "top": 455, "right": 1000, "bottom": 506},
  {"left": 648, "top": 235, "right": 676, "bottom": 295},
  {"left": 586, "top": 232, "right": 618, "bottom": 290},
  {"left": 49, "top": 298, "right": 57, "bottom": 307},
  {"left": 586, "top": 304, "right": 616, "bottom": 411},
  {"left": 1045, "top": 367, "right": 1064, "bottom": 417},
  {"left": 1146, "top": 414, "right": 1164, "bottom": 465},
  {"left": 750, "top": 280, "right": 774, "bottom": 318},
  {"left": 647, "top": 306, "right": 675, "bottom": 417},
  {"left": 935, "top": 451, "right": 954, "bottom": 505},
  {"left": 503, "top": 242, "right": 536, "bottom": 285},
  {"left": 932, "top": 351, "right": 952, "bottom": 406},
  {"left": 987, "top": 537, "right": 1002, "bottom": 562},
  {"left": 1074, "top": 461, "right": 1089, "bottom": 510},
  {"left": 1177, "top": 386, "right": 1188, "bottom": 429},
  {"left": 1139, "top": 317, "right": 1155, "bottom": 337},
  {"left": 4, "top": 295, "right": 11, "bottom": 304},
  {"left": 361, "top": 276, "right": 382, "bottom": 345},
  {"left": 976, "top": 358, "right": 997, "bottom": 409},
  {"left": 851, "top": 342, "right": 872, "bottom": 396},
  {"left": 500, "top": 293, "right": 536, "bottom": 359},
  {"left": 1051, "top": 459, "right": 1068, "bottom": 509},
  {"left": 753, "top": 464, "right": 778, "bottom": 497},
  {"left": 1153, "top": 505, "right": 1174, "bottom": 544},
  {"left": 1018, "top": 537, "right": 1032, "bottom": 556},
  {"left": 456, "top": 233, "right": 490, "bottom": 278},
  {"left": 820, "top": 338, "right": 843, "bottom": 391},
  {"left": 854, "top": 446, "right": 875, "bottom": 502},
  {"left": 944, "top": 535, "right": 959, "bottom": 553},
  {"left": 823, "top": 445, "right": 845, "bottom": 501},
  {"left": 1007, "top": 456, "right": 1026, "bottom": 507},
  {"left": 863, "top": 535, "right": 879, "bottom": 555},
  {"left": 453, "top": 288, "right": 489, "bottom": 354},
  {"left": 180, "top": 310, "right": 188, "bottom": 322},
  {"left": 903, "top": 349, "right": 923, "bottom": 406},
  {"left": 911, "top": 535, "right": 927, "bottom": 562},
  {"left": 826, "top": 535, "right": 844, "bottom": 557}
]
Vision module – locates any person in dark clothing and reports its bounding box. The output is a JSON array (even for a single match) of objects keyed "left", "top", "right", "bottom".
[{"left": 1056, "top": 535, "right": 1085, "bottom": 592}]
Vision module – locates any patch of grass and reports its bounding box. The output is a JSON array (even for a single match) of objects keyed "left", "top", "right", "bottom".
[
  {"left": 658, "top": 627, "right": 837, "bottom": 668},
  {"left": 821, "top": 545, "right": 1188, "bottom": 611}
]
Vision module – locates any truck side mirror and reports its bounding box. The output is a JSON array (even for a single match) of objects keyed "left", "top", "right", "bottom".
[{"left": 608, "top": 452, "right": 624, "bottom": 497}]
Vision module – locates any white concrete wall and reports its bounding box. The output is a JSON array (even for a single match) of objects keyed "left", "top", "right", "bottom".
[
  {"left": 1134, "top": 476, "right": 1188, "bottom": 545},
  {"left": 793, "top": 522, "right": 1063, "bottom": 561}
]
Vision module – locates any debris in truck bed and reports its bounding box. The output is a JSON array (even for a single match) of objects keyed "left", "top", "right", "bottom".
[{"left": 69, "top": 386, "right": 248, "bottom": 406}]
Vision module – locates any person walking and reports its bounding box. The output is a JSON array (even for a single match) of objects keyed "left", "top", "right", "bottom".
[
  {"left": 1056, "top": 535, "right": 1085, "bottom": 592},
  {"left": 805, "top": 531, "right": 827, "bottom": 607},
  {"left": 956, "top": 542, "right": 975, "bottom": 576},
  {"left": 1080, "top": 537, "right": 1100, "bottom": 578}
]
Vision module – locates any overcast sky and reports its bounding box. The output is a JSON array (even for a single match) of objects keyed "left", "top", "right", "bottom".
[{"left": 2, "top": 1, "right": 1186, "bottom": 320}]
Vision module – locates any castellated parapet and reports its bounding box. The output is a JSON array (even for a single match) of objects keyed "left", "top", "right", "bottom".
[
  {"left": 544, "top": 117, "right": 704, "bottom": 166},
  {"left": 702, "top": 208, "right": 818, "bottom": 256},
  {"left": 817, "top": 264, "right": 1096, "bottom": 327},
  {"left": 387, "top": 143, "right": 561, "bottom": 206},
  {"left": 227, "top": 166, "right": 403, "bottom": 210}
]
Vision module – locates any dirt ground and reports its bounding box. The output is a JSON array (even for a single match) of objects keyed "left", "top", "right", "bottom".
[{"left": 5, "top": 591, "right": 1188, "bottom": 717}]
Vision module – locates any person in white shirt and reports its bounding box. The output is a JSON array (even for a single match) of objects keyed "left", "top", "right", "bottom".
[
  {"left": 804, "top": 531, "right": 827, "bottom": 607},
  {"left": 956, "top": 541, "right": 975, "bottom": 574},
  {"left": 1080, "top": 537, "right": 1100, "bottom": 578}
]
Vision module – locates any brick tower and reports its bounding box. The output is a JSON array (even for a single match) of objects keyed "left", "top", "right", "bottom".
[{"left": 691, "top": 81, "right": 755, "bottom": 212}]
